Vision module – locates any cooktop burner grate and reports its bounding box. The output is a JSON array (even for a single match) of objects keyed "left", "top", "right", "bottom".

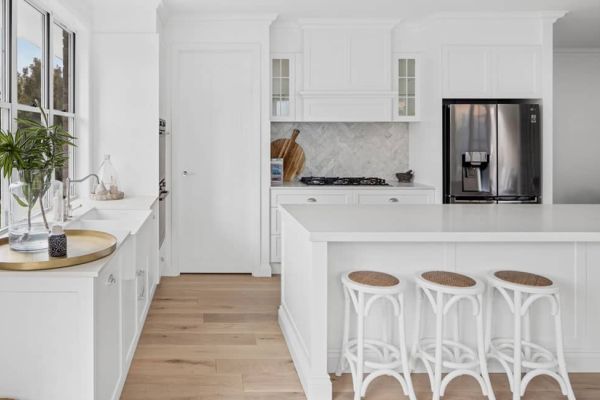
[{"left": 300, "top": 177, "right": 389, "bottom": 186}]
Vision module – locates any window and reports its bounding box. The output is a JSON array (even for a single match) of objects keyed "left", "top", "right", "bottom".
[{"left": 0, "top": 0, "right": 76, "bottom": 227}]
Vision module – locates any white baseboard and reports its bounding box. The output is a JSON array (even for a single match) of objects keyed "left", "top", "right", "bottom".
[
  {"left": 279, "top": 305, "right": 332, "bottom": 400},
  {"left": 253, "top": 263, "right": 273, "bottom": 277}
]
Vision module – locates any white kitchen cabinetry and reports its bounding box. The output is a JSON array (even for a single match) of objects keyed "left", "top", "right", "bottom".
[
  {"left": 443, "top": 45, "right": 542, "bottom": 98},
  {"left": 271, "top": 54, "right": 296, "bottom": 121},
  {"left": 298, "top": 20, "right": 397, "bottom": 122},
  {"left": 492, "top": 46, "right": 542, "bottom": 98},
  {"left": 394, "top": 54, "right": 420, "bottom": 121},
  {"left": 270, "top": 186, "right": 435, "bottom": 262},
  {"left": 95, "top": 251, "right": 124, "bottom": 400},
  {"left": 0, "top": 207, "right": 159, "bottom": 400}
]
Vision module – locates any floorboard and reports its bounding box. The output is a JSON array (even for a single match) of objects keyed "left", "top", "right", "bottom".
[{"left": 121, "top": 274, "right": 600, "bottom": 400}]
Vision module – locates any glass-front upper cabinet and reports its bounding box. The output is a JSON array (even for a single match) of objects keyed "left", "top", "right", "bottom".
[
  {"left": 394, "top": 54, "right": 420, "bottom": 121},
  {"left": 271, "top": 54, "right": 295, "bottom": 121}
]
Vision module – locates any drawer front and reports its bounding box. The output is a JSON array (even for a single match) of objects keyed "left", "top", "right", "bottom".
[
  {"left": 357, "top": 190, "right": 434, "bottom": 205},
  {"left": 270, "top": 235, "right": 281, "bottom": 263},
  {"left": 271, "top": 192, "right": 353, "bottom": 206}
]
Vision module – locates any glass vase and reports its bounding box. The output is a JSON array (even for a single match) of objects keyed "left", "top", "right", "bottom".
[{"left": 8, "top": 169, "right": 53, "bottom": 252}]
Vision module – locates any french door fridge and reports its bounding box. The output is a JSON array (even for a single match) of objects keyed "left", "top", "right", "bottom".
[{"left": 443, "top": 101, "right": 541, "bottom": 204}]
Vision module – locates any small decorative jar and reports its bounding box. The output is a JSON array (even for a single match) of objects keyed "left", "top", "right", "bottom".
[{"left": 48, "top": 225, "right": 67, "bottom": 258}]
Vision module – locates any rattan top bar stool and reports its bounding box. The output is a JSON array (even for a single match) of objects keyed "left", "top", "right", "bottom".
[
  {"left": 412, "top": 270, "right": 495, "bottom": 400},
  {"left": 486, "top": 270, "right": 575, "bottom": 400},
  {"left": 336, "top": 270, "right": 416, "bottom": 400}
]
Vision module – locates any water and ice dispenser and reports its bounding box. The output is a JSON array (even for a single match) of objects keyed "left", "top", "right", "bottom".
[{"left": 462, "top": 151, "right": 489, "bottom": 192}]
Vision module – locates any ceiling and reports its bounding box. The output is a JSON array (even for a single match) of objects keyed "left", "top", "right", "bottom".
[{"left": 161, "top": 0, "right": 600, "bottom": 48}]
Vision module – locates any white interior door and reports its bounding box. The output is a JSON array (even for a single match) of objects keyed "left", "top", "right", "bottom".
[{"left": 173, "top": 45, "right": 261, "bottom": 273}]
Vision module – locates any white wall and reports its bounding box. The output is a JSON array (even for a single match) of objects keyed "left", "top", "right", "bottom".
[
  {"left": 90, "top": 0, "right": 160, "bottom": 196},
  {"left": 554, "top": 50, "right": 600, "bottom": 204}
]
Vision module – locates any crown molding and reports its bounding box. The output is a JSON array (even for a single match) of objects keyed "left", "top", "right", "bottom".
[
  {"left": 298, "top": 18, "right": 402, "bottom": 29},
  {"left": 428, "top": 10, "right": 568, "bottom": 23},
  {"left": 166, "top": 13, "right": 278, "bottom": 25}
]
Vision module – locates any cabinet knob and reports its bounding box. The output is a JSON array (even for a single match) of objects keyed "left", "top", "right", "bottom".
[
  {"left": 137, "top": 270, "right": 145, "bottom": 277},
  {"left": 307, "top": 197, "right": 317, "bottom": 203},
  {"left": 107, "top": 274, "right": 117, "bottom": 285},
  {"left": 182, "top": 170, "right": 190, "bottom": 176},
  {"left": 389, "top": 197, "right": 399, "bottom": 203}
]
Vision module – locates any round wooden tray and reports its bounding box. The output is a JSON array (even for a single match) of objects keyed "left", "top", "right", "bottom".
[{"left": 0, "top": 229, "right": 117, "bottom": 271}]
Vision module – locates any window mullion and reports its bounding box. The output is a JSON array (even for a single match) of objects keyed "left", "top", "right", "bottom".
[{"left": 47, "top": 11, "right": 53, "bottom": 113}]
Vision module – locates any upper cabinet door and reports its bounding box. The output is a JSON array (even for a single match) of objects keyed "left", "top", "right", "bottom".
[
  {"left": 303, "top": 26, "right": 392, "bottom": 92},
  {"left": 443, "top": 46, "right": 492, "bottom": 98},
  {"left": 271, "top": 54, "right": 296, "bottom": 121},
  {"left": 492, "top": 46, "right": 542, "bottom": 98},
  {"left": 304, "top": 28, "right": 348, "bottom": 91},
  {"left": 394, "top": 54, "right": 420, "bottom": 121},
  {"left": 443, "top": 45, "right": 542, "bottom": 99}
]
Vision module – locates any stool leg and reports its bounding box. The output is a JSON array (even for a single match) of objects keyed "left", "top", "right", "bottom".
[
  {"left": 477, "top": 293, "right": 496, "bottom": 400},
  {"left": 512, "top": 290, "right": 523, "bottom": 400},
  {"left": 382, "top": 301, "right": 390, "bottom": 362},
  {"left": 553, "top": 293, "right": 576, "bottom": 400},
  {"left": 523, "top": 307, "right": 532, "bottom": 364},
  {"left": 336, "top": 286, "right": 351, "bottom": 377},
  {"left": 398, "top": 294, "right": 417, "bottom": 400},
  {"left": 433, "top": 291, "right": 444, "bottom": 400},
  {"left": 485, "top": 285, "right": 494, "bottom": 353},
  {"left": 410, "top": 287, "right": 422, "bottom": 370},
  {"left": 355, "top": 291, "right": 365, "bottom": 400}
]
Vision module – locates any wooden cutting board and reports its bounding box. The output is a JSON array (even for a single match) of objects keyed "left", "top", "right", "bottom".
[{"left": 271, "top": 129, "right": 305, "bottom": 182}]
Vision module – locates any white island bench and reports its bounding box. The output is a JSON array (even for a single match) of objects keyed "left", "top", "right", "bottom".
[{"left": 278, "top": 204, "right": 600, "bottom": 400}]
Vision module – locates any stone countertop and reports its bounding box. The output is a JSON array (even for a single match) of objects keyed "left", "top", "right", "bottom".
[
  {"left": 271, "top": 181, "right": 434, "bottom": 190},
  {"left": 279, "top": 204, "right": 600, "bottom": 242}
]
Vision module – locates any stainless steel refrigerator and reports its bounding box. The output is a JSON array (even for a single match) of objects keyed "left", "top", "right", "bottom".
[{"left": 443, "top": 101, "right": 541, "bottom": 204}]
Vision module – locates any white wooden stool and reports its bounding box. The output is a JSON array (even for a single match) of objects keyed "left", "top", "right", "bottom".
[
  {"left": 486, "top": 270, "right": 575, "bottom": 400},
  {"left": 412, "top": 271, "right": 495, "bottom": 400},
  {"left": 335, "top": 270, "right": 416, "bottom": 400}
]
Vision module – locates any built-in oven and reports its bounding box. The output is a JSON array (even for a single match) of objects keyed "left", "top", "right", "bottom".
[{"left": 159, "top": 119, "right": 169, "bottom": 246}]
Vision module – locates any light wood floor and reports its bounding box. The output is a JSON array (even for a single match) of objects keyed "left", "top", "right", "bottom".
[{"left": 121, "top": 274, "right": 600, "bottom": 400}]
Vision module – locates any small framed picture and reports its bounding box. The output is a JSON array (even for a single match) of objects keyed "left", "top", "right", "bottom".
[{"left": 271, "top": 158, "right": 284, "bottom": 186}]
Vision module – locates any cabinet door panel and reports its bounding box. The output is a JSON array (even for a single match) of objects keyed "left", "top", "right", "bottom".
[
  {"left": 95, "top": 259, "right": 121, "bottom": 400},
  {"left": 357, "top": 190, "right": 434, "bottom": 205},
  {"left": 272, "top": 192, "right": 353, "bottom": 205},
  {"left": 304, "top": 29, "right": 348, "bottom": 91},
  {"left": 349, "top": 29, "right": 390, "bottom": 90},
  {"left": 119, "top": 239, "right": 137, "bottom": 367},
  {"left": 443, "top": 46, "right": 491, "bottom": 98},
  {"left": 493, "top": 46, "right": 541, "bottom": 98}
]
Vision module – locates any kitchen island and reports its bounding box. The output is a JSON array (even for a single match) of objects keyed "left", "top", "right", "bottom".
[{"left": 278, "top": 204, "right": 600, "bottom": 400}]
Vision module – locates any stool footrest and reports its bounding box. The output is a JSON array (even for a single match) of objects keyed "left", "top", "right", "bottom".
[
  {"left": 489, "top": 338, "right": 558, "bottom": 370},
  {"left": 416, "top": 338, "right": 480, "bottom": 370}
]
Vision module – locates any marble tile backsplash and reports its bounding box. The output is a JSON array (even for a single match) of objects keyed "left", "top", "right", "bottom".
[{"left": 271, "top": 122, "right": 410, "bottom": 182}]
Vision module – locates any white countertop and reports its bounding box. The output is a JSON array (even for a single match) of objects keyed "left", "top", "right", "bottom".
[
  {"left": 0, "top": 196, "right": 157, "bottom": 278},
  {"left": 82, "top": 195, "right": 158, "bottom": 210},
  {"left": 279, "top": 204, "right": 600, "bottom": 242},
  {"left": 271, "top": 181, "right": 434, "bottom": 190}
]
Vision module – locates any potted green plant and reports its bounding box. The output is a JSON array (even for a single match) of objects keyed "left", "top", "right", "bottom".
[{"left": 0, "top": 104, "right": 76, "bottom": 251}]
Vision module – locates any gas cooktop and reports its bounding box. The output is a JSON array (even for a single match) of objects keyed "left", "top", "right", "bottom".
[{"left": 300, "top": 176, "right": 389, "bottom": 186}]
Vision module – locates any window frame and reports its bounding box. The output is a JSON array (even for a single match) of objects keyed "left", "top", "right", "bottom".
[{"left": 0, "top": 0, "right": 77, "bottom": 228}]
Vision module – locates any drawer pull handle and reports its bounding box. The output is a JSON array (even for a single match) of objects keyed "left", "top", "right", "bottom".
[
  {"left": 307, "top": 197, "right": 317, "bottom": 203},
  {"left": 389, "top": 198, "right": 399, "bottom": 203}
]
